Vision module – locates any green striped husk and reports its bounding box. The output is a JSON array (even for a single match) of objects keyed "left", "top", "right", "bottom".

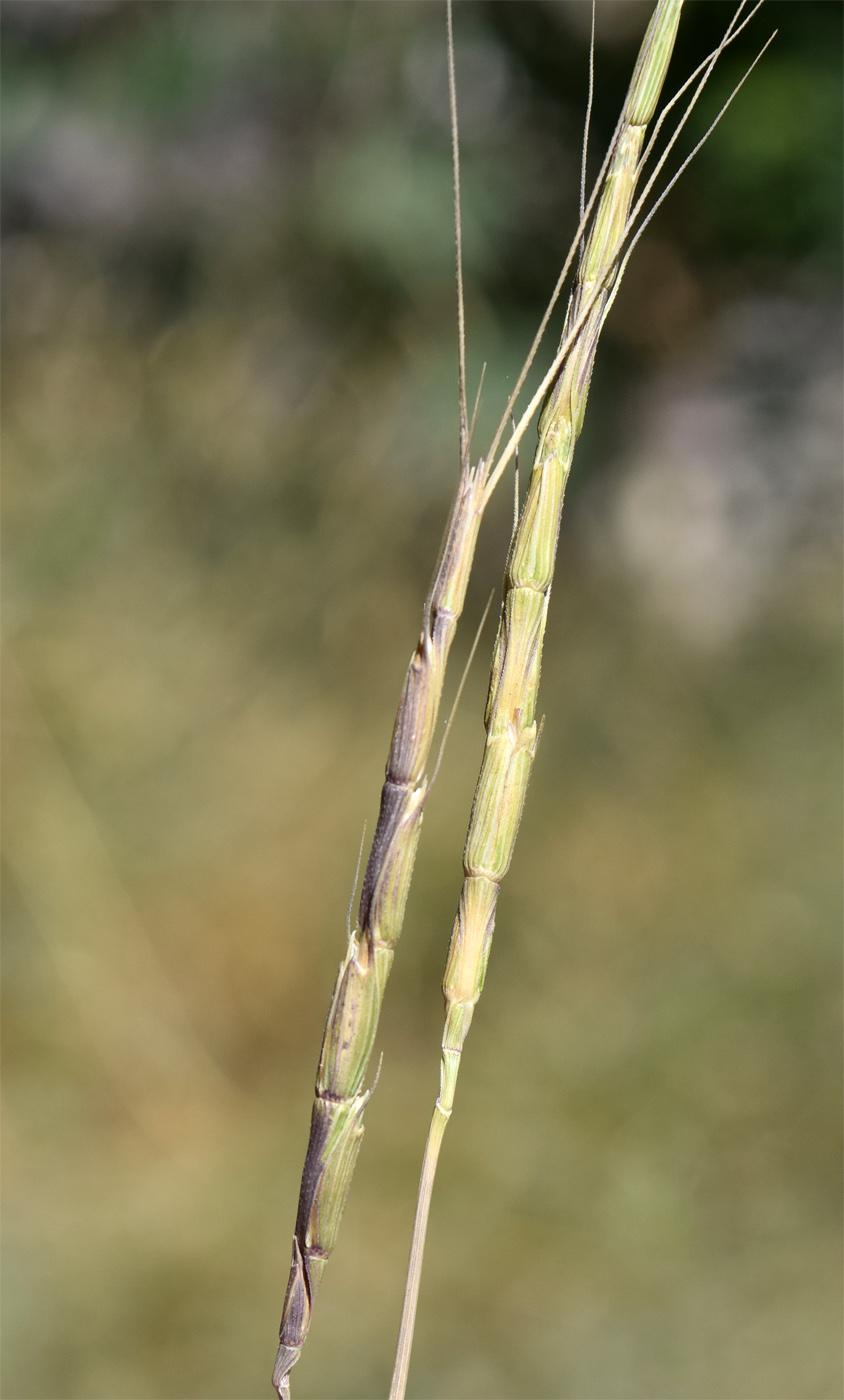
[{"left": 273, "top": 461, "right": 487, "bottom": 1399}]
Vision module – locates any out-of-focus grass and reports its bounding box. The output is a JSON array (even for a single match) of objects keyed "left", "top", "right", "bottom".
[{"left": 2, "top": 3, "right": 841, "bottom": 1398}]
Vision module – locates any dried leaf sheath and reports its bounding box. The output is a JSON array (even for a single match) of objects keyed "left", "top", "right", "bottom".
[{"left": 272, "top": 459, "right": 487, "bottom": 1399}]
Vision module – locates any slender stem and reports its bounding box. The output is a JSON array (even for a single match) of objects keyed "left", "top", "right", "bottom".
[{"left": 389, "top": 1107, "right": 449, "bottom": 1400}]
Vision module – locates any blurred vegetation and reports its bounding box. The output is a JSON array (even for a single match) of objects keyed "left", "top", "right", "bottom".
[{"left": 1, "top": 3, "right": 841, "bottom": 1398}]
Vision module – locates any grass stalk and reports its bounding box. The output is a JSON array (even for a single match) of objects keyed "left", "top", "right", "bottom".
[
  {"left": 271, "top": 0, "right": 642, "bottom": 1381},
  {"left": 275, "top": 2, "right": 770, "bottom": 1393},
  {"left": 272, "top": 31, "right": 625, "bottom": 1400},
  {"left": 272, "top": 9, "right": 494, "bottom": 1393},
  {"left": 388, "top": 3, "right": 685, "bottom": 1393}
]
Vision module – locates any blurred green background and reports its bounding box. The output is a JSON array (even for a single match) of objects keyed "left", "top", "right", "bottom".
[{"left": 2, "top": 3, "right": 841, "bottom": 1397}]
